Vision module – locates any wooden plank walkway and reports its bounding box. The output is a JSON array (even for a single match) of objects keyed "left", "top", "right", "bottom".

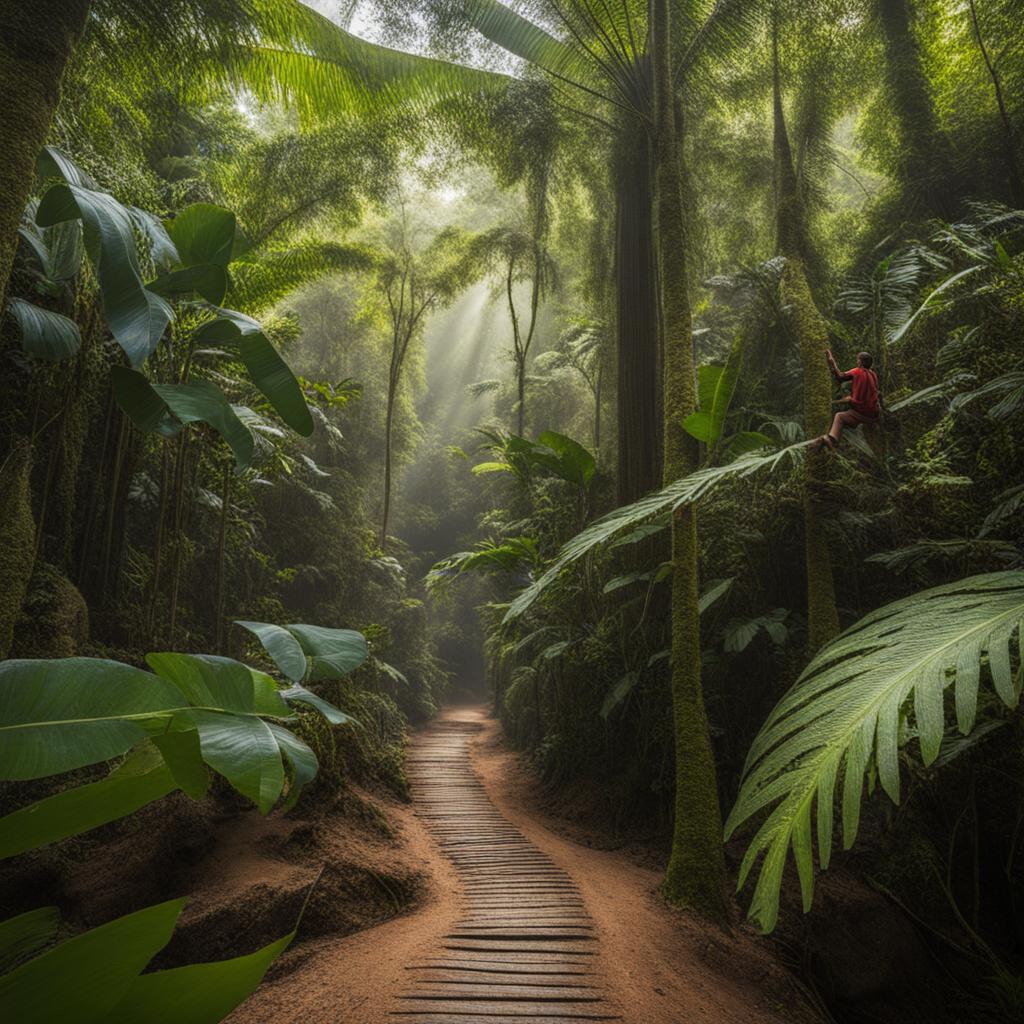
[{"left": 392, "top": 716, "right": 620, "bottom": 1023}]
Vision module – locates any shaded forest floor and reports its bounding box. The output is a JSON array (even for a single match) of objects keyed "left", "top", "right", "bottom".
[{"left": 231, "top": 706, "right": 816, "bottom": 1023}]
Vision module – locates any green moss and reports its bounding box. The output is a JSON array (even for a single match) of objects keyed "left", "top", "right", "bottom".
[
  {"left": 10, "top": 561, "right": 88, "bottom": 658},
  {"left": 0, "top": 439, "right": 38, "bottom": 658}
]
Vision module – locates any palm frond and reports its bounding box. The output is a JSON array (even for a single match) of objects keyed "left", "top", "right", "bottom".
[
  {"left": 226, "top": 240, "right": 376, "bottom": 313},
  {"left": 503, "top": 440, "right": 809, "bottom": 621},
  {"left": 725, "top": 571, "right": 1024, "bottom": 933}
]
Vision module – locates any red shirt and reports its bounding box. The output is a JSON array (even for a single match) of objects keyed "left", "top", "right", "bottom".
[{"left": 843, "top": 366, "right": 879, "bottom": 416}]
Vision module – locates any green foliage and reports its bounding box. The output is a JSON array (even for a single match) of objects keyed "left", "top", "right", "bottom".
[
  {"left": 0, "top": 898, "right": 295, "bottom": 1024},
  {"left": 726, "top": 572, "right": 1024, "bottom": 933}
]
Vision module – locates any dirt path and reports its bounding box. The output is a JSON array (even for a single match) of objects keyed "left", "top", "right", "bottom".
[{"left": 234, "top": 706, "right": 816, "bottom": 1024}]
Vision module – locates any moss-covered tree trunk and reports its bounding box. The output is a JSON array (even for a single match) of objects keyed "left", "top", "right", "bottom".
[
  {"left": 614, "top": 114, "right": 662, "bottom": 505},
  {"left": 772, "top": 28, "right": 840, "bottom": 653},
  {"left": 875, "top": 0, "right": 956, "bottom": 217},
  {"left": 651, "top": 0, "right": 726, "bottom": 916},
  {"left": 0, "top": 0, "right": 91, "bottom": 306},
  {"left": 0, "top": 440, "right": 38, "bottom": 658}
]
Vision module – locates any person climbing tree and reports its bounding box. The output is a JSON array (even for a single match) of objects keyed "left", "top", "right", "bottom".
[{"left": 816, "top": 349, "right": 880, "bottom": 447}]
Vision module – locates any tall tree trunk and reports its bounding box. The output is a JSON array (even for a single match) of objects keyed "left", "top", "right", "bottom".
[
  {"left": 773, "top": 27, "right": 841, "bottom": 653},
  {"left": 876, "top": 0, "right": 956, "bottom": 217},
  {"left": 966, "top": 0, "right": 1024, "bottom": 204},
  {"left": 0, "top": 0, "right": 91, "bottom": 306},
  {"left": 615, "top": 114, "right": 662, "bottom": 505},
  {"left": 651, "top": 0, "right": 726, "bottom": 917},
  {"left": 381, "top": 368, "right": 398, "bottom": 550},
  {"left": 0, "top": 440, "right": 37, "bottom": 658},
  {"left": 215, "top": 462, "right": 231, "bottom": 653}
]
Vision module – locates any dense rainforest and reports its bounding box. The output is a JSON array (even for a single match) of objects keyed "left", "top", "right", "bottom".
[{"left": 1, "top": 0, "right": 1023, "bottom": 1021}]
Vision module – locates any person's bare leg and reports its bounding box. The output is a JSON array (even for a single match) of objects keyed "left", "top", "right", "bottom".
[{"left": 828, "top": 410, "right": 858, "bottom": 446}]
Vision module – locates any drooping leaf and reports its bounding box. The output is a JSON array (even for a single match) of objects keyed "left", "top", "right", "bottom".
[
  {"left": 279, "top": 682, "right": 357, "bottom": 726},
  {"left": 0, "top": 742, "right": 178, "bottom": 859},
  {"left": 7, "top": 298, "right": 81, "bottom": 360},
  {"left": 725, "top": 571, "right": 1024, "bottom": 933},
  {"left": 268, "top": 723, "right": 318, "bottom": 812},
  {"left": 186, "top": 711, "right": 285, "bottom": 814},
  {"left": 0, "top": 899, "right": 184, "bottom": 1024},
  {"left": 601, "top": 672, "right": 639, "bottom": 720},
  {"left": 147, "top": 264, "right": 229, "bottom": 305},
  {"left": 0, "top": 659, "right": 184, "bottom": 781},
  {"left": 195, "top": 310, "right": 313, "bottom": 436},
  {"left": 36, "top": 182, "right": 171, "bottom": 366},
  {"left": 284, "top": 624, "right": 368, "bottom": 681},
  {"left": 111, "top": 366, "right": 177, "bottom": 435},
  {"left": 535, "top": 430, "right": 596, "bottom": 486},
  {"left": 234, "top": 620, "right": 308, "bottom": 682}
]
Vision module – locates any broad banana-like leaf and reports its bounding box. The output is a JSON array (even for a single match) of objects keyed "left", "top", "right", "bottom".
[
  {"left": 7, "top": 298, "right": 81, "bottom": 360},
  {"left": 112, "top": 368, "right": 254, "bottom": 469},
  {"left": 164, "top": 203, "right": 236, "bottom": 269},
  {"left": 268, "top": 722, "right": 318, "bottom": 812},
  {"left": 36, "top": 181, "right": 172, "bottom": 367},
  {"left": 146, "top": 653, "right": 290, "bottom": 717},
  {"left": 0, "top": 907, "right": 59, "bottom": 974},
  {"left": 186, "top": 710, "right": 284, "bottom": 814},
  {"left": 147, "top": 263, "right": 229, "bottom": 305},
  {"left": 196, "top": 309, "right": 313, "bottom": 436},
  {"left": 103, "top": 930, "right": 294, "bottom": 1024},
  {"left": 0, "top": 659, "right": 184, "bottom": 780},
  {"left": 284, "top": 623, "right": 369, "bottom": 681},
  {"left": 0, "top": 899, "right": 184, "bottom": 1024},
  {"left": 505, "top": 441, "right": 809, "bottom": 621},
  {"left": 279, "top": 682, "right": 357, "bottom": 726},
  {"left": 0, "top": 743, "right": 181, "bottom": 859},
  {"left": 725, "top": 571, "right": 1024, "bottom": 933},
  {"left": 235, "top": 620, "right": 308, "bottom": 682},
  {"left": 682, "top": 364, "right": 738, "bottom": 444}
]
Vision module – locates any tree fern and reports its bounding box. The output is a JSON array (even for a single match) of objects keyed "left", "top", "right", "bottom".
[
  {"left": 725, "top": 571, "right": 1024, "bottom": 933},
  {"left": 503, "top": 440, "right": 808, "bottom": 622}
]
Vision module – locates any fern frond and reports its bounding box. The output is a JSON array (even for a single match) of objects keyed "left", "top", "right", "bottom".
[
  {"left": 726, "top": 571, "right": 1024, "bottom": 933},
  {"left": 503, "top": 440, "right": 809, "bottom": 622}
]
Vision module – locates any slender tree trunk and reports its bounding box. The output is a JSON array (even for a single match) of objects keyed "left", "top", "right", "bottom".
[
  {"left": 876, "top": 0, "right": 956, "bottom": 217},
  {"left": 651, "top": 0, "right": 726, "bottom": 917},
  {"left": 381, "top": 363, "right": 398, "bottom": 550},
  {"left": 967, "top": 0, "right": 1024, "bottom": 204},
  {"left": 148, "top": 441, "right": 170, "bottom": 638},
  {"left": 594, "top": 361, "right": 603, "bottom": 451},
  {"left": 773, "top": 30, "right": 841, "bottom": 653},
  {"left": 615, "top": 110, "right": 662, "bottom": 504},
  {"left": 0, "top": 0, "right": 91, "bottom": 306}
]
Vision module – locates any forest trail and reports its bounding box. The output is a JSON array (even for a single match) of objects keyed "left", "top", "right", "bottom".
[
  {"left": 233, "top": 707, "right": 812, "bottom": 1024},
  {"left": 393, "top": 707, "right": 619, "bottom": 1023}
]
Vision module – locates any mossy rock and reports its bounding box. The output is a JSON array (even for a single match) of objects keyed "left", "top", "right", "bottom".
[{"left": 10, "top": 562, "right": 89, "bottom": 659}]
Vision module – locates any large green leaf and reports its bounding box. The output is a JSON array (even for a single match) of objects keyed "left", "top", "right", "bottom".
[
  {"left": 726, "top": 571, "right": 1024, "bottom": 933},
  {"left": 0, "top": 659, "right": 184, "bottom": 781},
  {"left": 0, "top": 907, "right": 59, "bottom": 975},
  {"left": 146, "top": 653, "right": 288, "bottom": 717},
  {"left": 505, "top": 442, "right": 809, "bottom": 622},
  {"left": 535, "top": 430, "right": 596, "bottom": 486},
  {"left": 682, "top": 364, "right": 739, "bottom": 444},
  {"left": 284, "top": 624, "right": 369, "bottom": 681},
  {"left": 235, "top": 620, "right": 308, "bottom": 682},
  {"left": 268, "top": 723, "right": 318, "bottom": 812},
  {"left": 279, "top": 682, "right": 356, "bottom": 725},
  {"left": 112, "top": 368, "right": 254, "bottom": 469},
  {"left": 187, "top": 711, "right": 284, "bottom": 814},
  {"left": 147, "top": 263, "right": 230, "bottom": 306},
  {"left": 7, "top": 298, "right": 81, "bottom": 360},
  {"left": 36, "top": 183, "right": 171, "bottom": 367},
  {"left": 0, "top": 899, "right": 184, "bottom": 1024},
  {"left": 0, "top": 743, "right": 178, "bottom": 859},
  {"left": 195, "top": 310, "right": 313, "bottom": 436},
  {"left": 164, "top": 203, "right": 236, "bottom": 269},
  {"left": 104, "top": 931, "right": 294, "bottom": 1024}
]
